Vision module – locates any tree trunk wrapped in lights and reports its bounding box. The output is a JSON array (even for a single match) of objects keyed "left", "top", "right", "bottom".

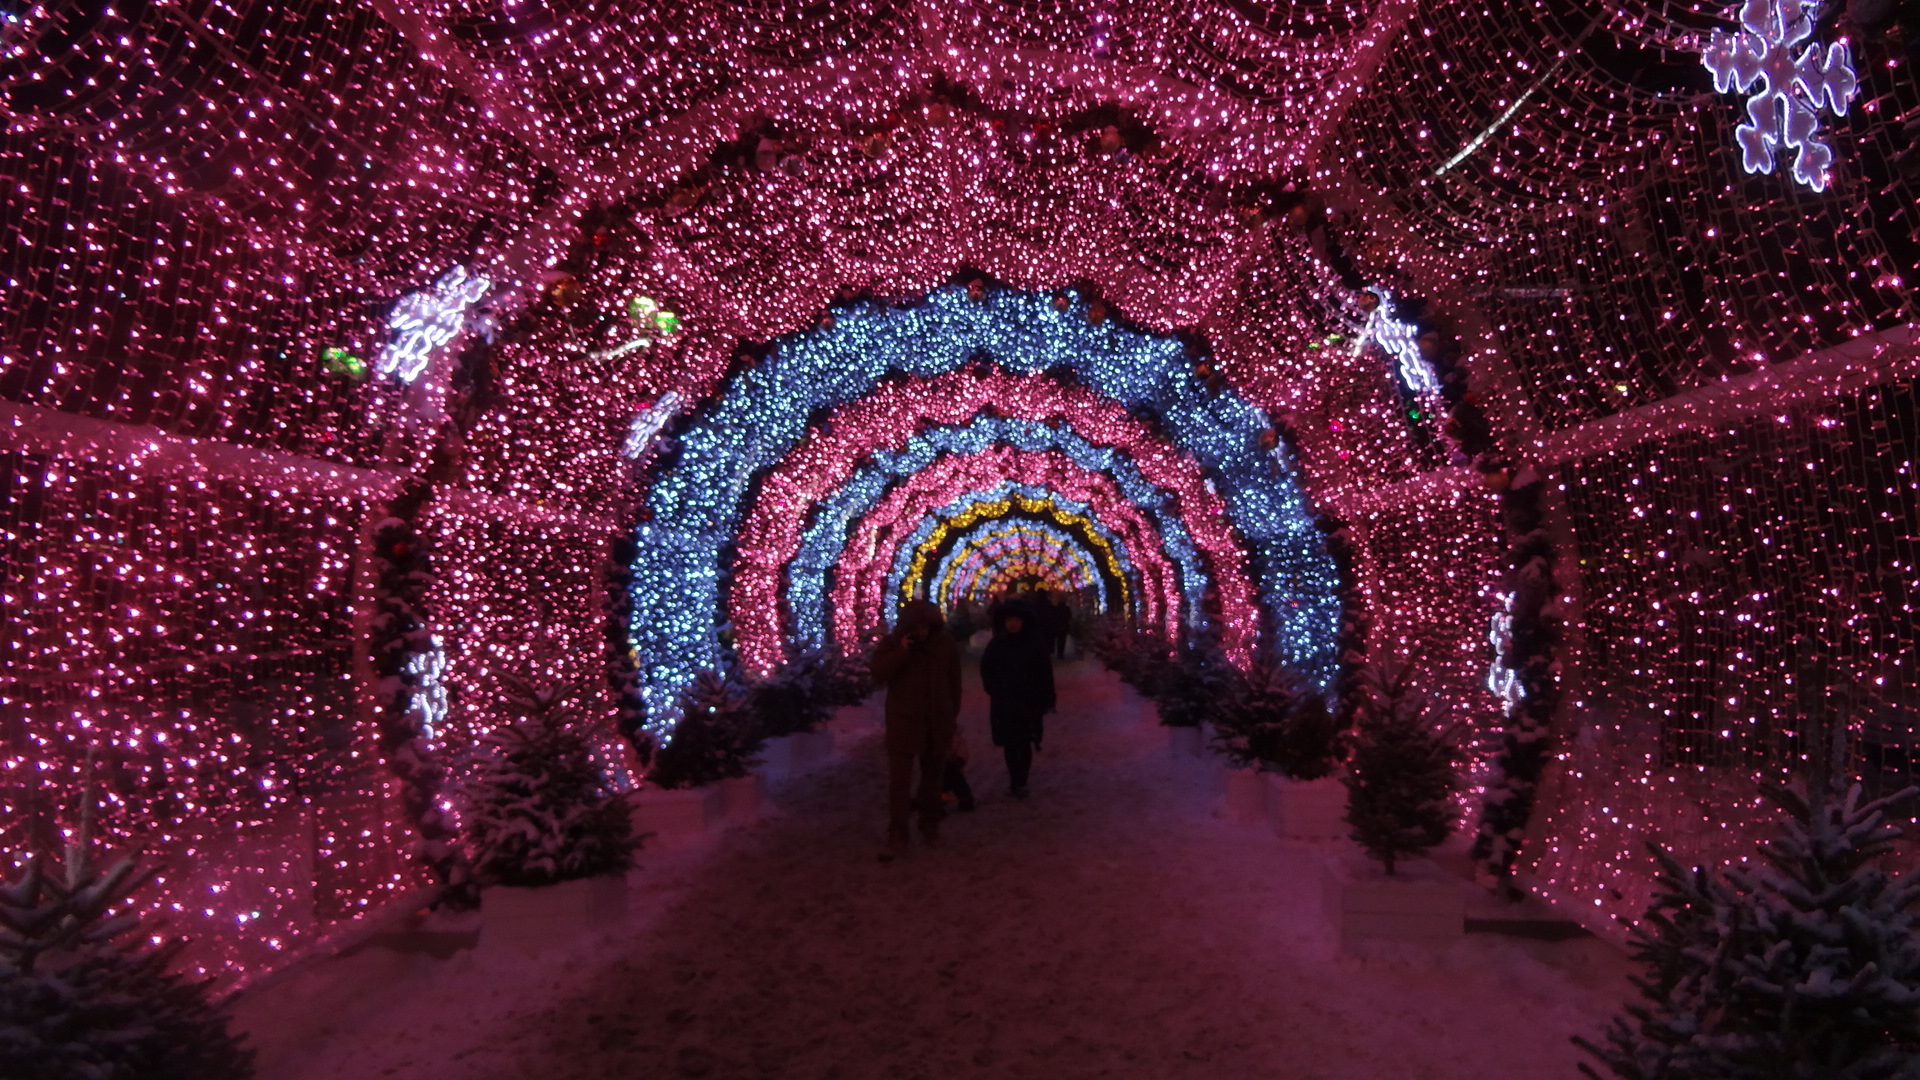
[
  {"left": 1472, "top": 463, "right": 1563, "bottom": 894},
  {"left": 368, "top": 479, "right": 475, "bottom": 906}
]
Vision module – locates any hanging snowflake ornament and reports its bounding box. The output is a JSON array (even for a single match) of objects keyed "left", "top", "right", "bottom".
[
  {"left": 1701, "top": 0, "right": 1858, "bottom": 192},
  {"left": 377, "top": 265, "right": 492, "bottom": 382}
]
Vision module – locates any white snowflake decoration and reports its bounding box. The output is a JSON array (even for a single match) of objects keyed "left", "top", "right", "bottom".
[
  {"left": 377, "top": 265, "right": 491, "bottom": 382},
  {"left": 1355, "top": 287, "right": 1440, "bottom": 395},
  {"left": 620, "top": 390, "right": 683, "bottom": 461},
  {"left": 1701, "top": 0, "right": 1858, "bottom": 193}
]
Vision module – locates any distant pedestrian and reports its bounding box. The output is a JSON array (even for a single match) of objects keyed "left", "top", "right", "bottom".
[
  {"left": 870, "top": 599, "right": 962, "bottom": 859},
  {"left": 1038, "top": 588, "right": 1072, "bottom": 659},
  {"left": 979, "top": 601, "right": 1055, "bottom": 798}
]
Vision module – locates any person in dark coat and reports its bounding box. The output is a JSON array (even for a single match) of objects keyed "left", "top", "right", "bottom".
[
  {"left": 869, "top": 599, "right": 962, "bottom": 859},
  {"left": 979, "top": 601, "right": 1055, "bottom": 798},
  {"left": 1038, "top": 588, "right": 1073, "bottom": 659}
]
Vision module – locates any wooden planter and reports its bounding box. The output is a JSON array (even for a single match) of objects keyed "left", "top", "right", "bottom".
[
  {"left": 1321, "top": 854, "right": 1465, "bottom": 951},
  {"left": 628, "top": 784, "right": 722, "bottom": 842},
  {"left": 1222, "top": 767, "right": 1268, "bottom": 823},
  {"left": 1267, "top": 774, "right": 1348, "bottom": 843},
  {"left": 480, "top": 873, "right": 628, "bottom": 955}
]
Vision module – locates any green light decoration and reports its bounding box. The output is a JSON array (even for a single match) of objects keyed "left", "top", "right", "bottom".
[
  {"left": 321, "top": 346, "right": 368, "bottom": 381},
  {"left": 627, "top": 295, "right": 680, "bottom": 338}
]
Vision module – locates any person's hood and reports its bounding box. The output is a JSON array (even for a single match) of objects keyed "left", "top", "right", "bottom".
[{"left": 898, "top": 599, "right": 945, "bottom": 635}]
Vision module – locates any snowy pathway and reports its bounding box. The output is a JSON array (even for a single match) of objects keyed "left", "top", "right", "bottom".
[{"left": 241, "top": 660, "right": 1631, "bottom": 1080}]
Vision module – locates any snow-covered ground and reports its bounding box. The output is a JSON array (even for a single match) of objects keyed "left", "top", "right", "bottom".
[{"left": 236, "top": 660, "right": 1633, "bottom": 1080}]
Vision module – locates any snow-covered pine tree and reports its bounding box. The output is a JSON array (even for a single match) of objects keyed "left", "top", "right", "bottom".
[
  {"left": 750, "top": 649, "right": 833, "bottom": 738},
  {"left": 816, "top": 646, "right": 872, "bottom": 709},
  {"left": 1154, "top": 632, "right": 1235, "bottom": 729},
  {"left": 1577, "top": 777, "right": 1920, "bottom": 1080},
  {"left": 647, "top": 670, "right": 766, "bottom": 790},
  {"left": 0, "top": 800, "right": 253, "bottom": 1080},
  {"left": 1342, "top": 658, "right": 1457, "bottom": 875},
  {"left": 1213, "top": 657, "right": 1345, "bottom": 779},
  {"left": 463, "top": 678, "right": 636, "bottom": 888}
]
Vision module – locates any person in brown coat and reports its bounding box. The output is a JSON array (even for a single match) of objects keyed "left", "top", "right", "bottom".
[{"left": 869, "top": 599, "right": 962, "bottom": 860}]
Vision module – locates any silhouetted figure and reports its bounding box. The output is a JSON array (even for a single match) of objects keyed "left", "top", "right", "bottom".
[
  {"left": 870, "top": 600, "right": 962, "bottom": 859},
  {"left": 1039, "top": 588, "right": 1072, "bottom": 659},
  {"left": 980, "top": 602, "right": 1055, "bottom": 798}
]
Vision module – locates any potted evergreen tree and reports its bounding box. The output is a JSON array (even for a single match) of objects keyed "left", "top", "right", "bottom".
[
  {"left": 1155, "top": 635, "right": 1234, "bottom": 758},
  {"left": 632, "top": 669, "right": 766, "bottom": 838},
  {"left": 1211, "top": 657, "right": 1348, "bottom": 836},
  {"left": 1576, "top": 776, "right": 1920, "bottom": 1080},
  {"left": 0, "top": 798, "right": 254, "bottom": 1079},
  {"left": 1323, "top": 657, "right": 1464, "bottom": 949},
  {"left": 750, "top": 650, "right": 837, "bottom": 780},
  {"left": 464, "top": 678, "right": 638, "bottom": 954}
]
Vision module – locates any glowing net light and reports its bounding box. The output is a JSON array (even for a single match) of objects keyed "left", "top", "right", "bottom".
[
  {"left": 376, "top": 266, "right": 491, "bottom": 383},
  {"left": 1700, "top": 0, "right": 1858, "bottom": 192}
]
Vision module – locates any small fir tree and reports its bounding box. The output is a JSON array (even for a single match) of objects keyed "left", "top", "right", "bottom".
[
  {"left": 463, "top": 678, "right": 636, "bottom": 887},
  {"left": 816, "top": 647, "right": 872, "bottom": 708},
  {"left": 1576, "top": 777, "right": 1920, "bottom": 1080},
  {"left": 1342, "top": 658, "right": 1457, "bottom": 875},
  {"left": 0, "top": 799, "right": 254, "bottom": 1080},
  {"left": 1212, "top": 657, "right": 1345, "bottom": 779},
  {"left": 750, "top": 650, "right": 833, "bottom": 738},
  {"left": 1154, "top": 633, "right": 1235, "bottom": 729},
  {"left": 647, "top": 670, "right": 766, "bottom": 789}
]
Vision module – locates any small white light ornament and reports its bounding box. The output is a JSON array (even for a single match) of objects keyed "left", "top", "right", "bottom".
[
  {"left": 377, "top": 266, "right": 492, "bottom": 383},
  {"left": 1487, "top": 592, "right": 1523, "bottom": 714},
  {"left": 621, "top": 390, "right": 683, "bottom": 461},
  {"left": 1357, "top": 288, "right": 1439, "bottom": 395},
  {"left": 1701, "top": 0, "right": 1858, "bottom": 193}
]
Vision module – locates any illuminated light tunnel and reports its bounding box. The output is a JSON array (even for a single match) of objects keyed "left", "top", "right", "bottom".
[
  {"left": 9, "top": 2, "right": 1917, "bottom": 1066},
  {"left": 785, "top": 416, "right": 1203, "bottom": 651},
  {"left": 847, "top": 460, "right": 1183, "bottom": 656},
  {"left": 915, "top": 509, "right": 1120, "bottom": 614},
  {"left": 643, "top": 285, "right": 1339, "bottom": 721}
]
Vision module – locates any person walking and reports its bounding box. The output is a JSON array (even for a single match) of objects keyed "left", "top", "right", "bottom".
[
  {"left": 1039, "top": 588, "right": 1072, "bottom": 659},
  {"left": 869, "top": 599, "right": 962, "bottom": 860},
  {"left": 979, "top": 600, "right": 1055, "bottom": 798}
]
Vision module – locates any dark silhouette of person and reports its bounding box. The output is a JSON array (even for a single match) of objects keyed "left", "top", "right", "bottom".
[
  {"left": 870, "top": 599, "right": 961, "bottom": 859},
  {"left": 979, "top": 601, "right": 1055, "bottom": 798},
  {"left": 1037, "top": 588, "right": 1072, "bottom": 659}
]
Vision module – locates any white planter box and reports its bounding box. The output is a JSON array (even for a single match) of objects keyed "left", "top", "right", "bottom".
[
  {"left": 1223, "top": 767, "right": 1268, "bottom": 823},
  {"left": 1322, "top": 855, "right": 1464, "bottom": 951},
  {"left": 762, "top": 729, "right": 836, "bottom": 779},
  {"left": 481, "top": 874, "right": 627, "bottom": 955},
  {"left": 719, "top": 772, "right": 767, "bottom": 822},
  {"left": 1267, "top": 774, "right": 1348, "bottom": 843},
  {"left": 1166, "top": 725, "right": 1204, "bottom": 758},
  {"left": 628, "top": 784, "right": 722, "bottom": 842}
]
